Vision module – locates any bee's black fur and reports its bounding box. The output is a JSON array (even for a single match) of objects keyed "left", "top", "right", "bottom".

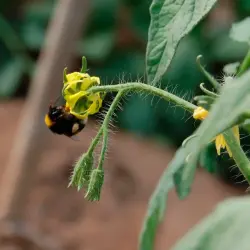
[{"left": 46, "top": 105, "right": 87, "bottom": 137}]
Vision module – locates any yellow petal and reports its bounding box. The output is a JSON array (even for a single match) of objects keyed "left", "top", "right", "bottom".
[
  {"left": 86, "top": 93, "right": 102, "bottom": 115},
  {"left": 64, "top": 76, "right": 100, "bottom": 97},
  {"left": 215, "top": 127, "right": 240, "bottom": 157},
  {"left": 70, "top": 110, "right": 88, "bottom": 119},
  {"left": 66, "top": 91, "right": 88, "bottom": 110},
  {"left": 215, "top": 134, "right": 223, "bottom": 155},
  {"left": 66, "top": 72, "right": 90, "bottom": 83}
]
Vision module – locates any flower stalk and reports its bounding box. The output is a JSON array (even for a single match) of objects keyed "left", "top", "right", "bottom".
[
  {"left": 84, "top": 91, "right": 124, "bottom": 201},
  {"left": 89, "top": 83, "right": 197, "bottom": 113}
]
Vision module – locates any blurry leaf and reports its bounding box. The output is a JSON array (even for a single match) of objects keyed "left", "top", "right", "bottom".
[
  {"left": 124, "top": 0, "right": 144, "bottom": 6},
  {"left": 130, "top": 0, "right": 150, "bottom": 41},
  {"left": 140, "top": 69, "right": 250, "bottom": 250},
  {"left": 146, "top": 0, "right": 217, "bottom": 85},
  {"left": 78, "top": 31, "right": 115, "bottom": 61},
  {"left": 139, "top": 168, "right": 174, "bottom": 250},
  {"left": 21, "top": 23, "right": 45, "bottom": 50},
  {"left": 205, "top": 29, "right": 248, "bottom": 61},
  {"left": 93, "top": 51, "right": 145, "bottom": 80},
  {"left": 21, "top": 0, "right": 55, "bottom": 50},
  {"left": 119, "top": 94, "right": 157, "bottom": 135},
  {"left": 199, "top": 144, "right": 218, "bottom": 173},
  {"left": 22, "top": 0, "right": 55, "bottom": 23},
  {"left": 230, "top": 17, "right": 250, "bottom": 44},
  {"left": 223, "top": 62, "right": 240, "bottom": 75},
  {"left": 87, "top": 0, "right": 120, "bottom": 33},
  {"left": 172, "top": 197, "right": 250, "bottom": 250},
  {"left": 237, "top": 0, "right": 250, "bottom": 17},
  {"left": 0, "top": 57, "right": 25, "bottom": 97}
]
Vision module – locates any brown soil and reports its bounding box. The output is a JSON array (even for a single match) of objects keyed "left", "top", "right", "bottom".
[{"left": 0, "top": 99, "right": 243, "bottom": 250}]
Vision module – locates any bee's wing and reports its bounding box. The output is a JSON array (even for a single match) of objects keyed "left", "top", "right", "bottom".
[{"left": 70, "top": 135, "right": 80, "bottom": 141}]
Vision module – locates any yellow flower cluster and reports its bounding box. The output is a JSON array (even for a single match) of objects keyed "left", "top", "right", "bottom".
[
  {"left": 63, "top": 72, "right": 103, "bottom": 119},
  {"left": 193, "top": 107, "right": 240, "bottom": 157}
]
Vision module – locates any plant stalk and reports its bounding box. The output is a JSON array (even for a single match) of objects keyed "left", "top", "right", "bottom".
[
  {"left": 89, "top": 83, "right": 197, "bottom": 113},
  {"left": 223, "top": 130, "right": 250, "bottom": 184}
]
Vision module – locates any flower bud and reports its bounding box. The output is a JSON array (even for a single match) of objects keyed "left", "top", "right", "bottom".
[
  {"left": 84, "top": 168, "right": 104, "bottom": 201},
  {"left": 68, "top": 153, "right": 94, "bottom": 190}
]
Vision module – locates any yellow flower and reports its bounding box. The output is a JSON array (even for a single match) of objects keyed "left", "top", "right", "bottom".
[
  {"left": 63, "top": 71, "right": 103, "bottom": 119},
  {"left": 193, "top": 107, "right": 240, "bottom": 157}
]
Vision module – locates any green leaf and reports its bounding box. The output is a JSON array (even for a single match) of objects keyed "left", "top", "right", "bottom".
[
  {"left": 199, "top": 144, "right": 218, "bottom": 174},
  {"left": 139, "top": 168, "right": 174, "bottom": 250},
  {"left": 173, "top": 153, "right": 198, "bottom": 199},
  {"left": 146, "top": 0, "right": 217, "bottom": 85},
  {"left": 230, "top": 17, "right": 250, "bottom": 44},
  {"left": 172, "top": 197, "right": 250, "bottom": 250},
  {"left": 0, "top": 57, "right": 25, "bottom": 98},
  {"left": 140, "top": 69, "right": 250, "bottom": 250}
]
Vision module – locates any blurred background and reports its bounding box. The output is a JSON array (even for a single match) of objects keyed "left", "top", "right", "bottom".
[{"left": 0, "top": 0, "right": 249, "bottom": 249}]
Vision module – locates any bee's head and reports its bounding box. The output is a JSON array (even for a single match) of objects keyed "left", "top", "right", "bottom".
[{"left": 48, "top": 105, "right": 64, "bottom": 121}]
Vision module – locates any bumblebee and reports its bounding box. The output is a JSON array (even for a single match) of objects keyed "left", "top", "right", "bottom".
[{"left": 44, "top": 104, "right": 88, "bottom": 138}]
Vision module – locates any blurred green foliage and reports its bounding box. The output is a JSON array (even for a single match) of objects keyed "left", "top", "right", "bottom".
[{"left": 0, "top": 0, "right": 250, "bottom": 170}]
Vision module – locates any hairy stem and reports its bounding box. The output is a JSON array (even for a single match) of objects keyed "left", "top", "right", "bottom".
[
  {"left": 98, "top": 91, "right": 124, "bottom": 169},
  {"left": 87, "top": 91, "right": 124, "bottom": 160},
  {"left": 223, "top": 130, "right": 250, "bottom": 184},
  {"left": 87, "top": 127, "right": 103, "bottom": 155},
  {"left": 89, "top": 83, "right": 197, "bottom": 113}
]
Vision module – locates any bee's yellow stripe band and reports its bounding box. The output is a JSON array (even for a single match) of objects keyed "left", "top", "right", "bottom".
[{"left": 44, "top": 114, "right": 54, "bottom": 127}]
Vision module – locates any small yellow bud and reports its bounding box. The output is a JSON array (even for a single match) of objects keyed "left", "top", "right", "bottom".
[
  {"left": 193, "top": 107, "right": 208, "bottom": 120},
  {"left": 192, "top": 107, "right": 240, "bottom": 157}
]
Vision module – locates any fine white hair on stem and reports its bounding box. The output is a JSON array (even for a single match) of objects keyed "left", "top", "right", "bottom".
[
  {"left": 185, "top": 112, "right": 195, "bottom": 123},
  {"left": 235, "top": 178, "right": 248, "bottom": 185},
  {"left": 151, "top": 79, "right": 164, "bottom": 105},
  {"left": 216, "top": 70, "right": 226, "bottom": 84},
  {"left": 228, "top": 163, "right": 238, "bottom": 173},
  {"left": 216, "top": 71, "right": 235, "bottom": 86},
  {"left": 239, "top": 134, "right": 250, "bottom": 140}
]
